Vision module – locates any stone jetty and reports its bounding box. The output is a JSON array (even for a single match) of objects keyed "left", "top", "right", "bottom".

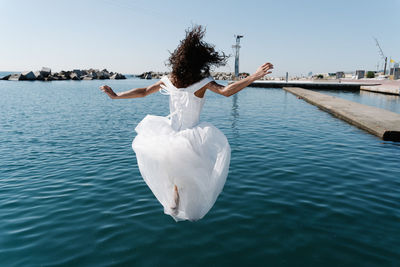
[{"left": 1, "top": 67, "right": 126, "bottom": 81}]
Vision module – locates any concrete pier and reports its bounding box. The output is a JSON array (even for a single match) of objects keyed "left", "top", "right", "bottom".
[
  {"left": 250, "top": 81, "right": 380, "bottom": 91},
  {"left": 283, "top": 87, "right": 400, "bottom": 141},
  {"left": 360, "top": 85, "right": 400, "bottom": 95}
]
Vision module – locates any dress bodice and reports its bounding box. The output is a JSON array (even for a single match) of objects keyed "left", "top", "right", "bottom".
[{"left": 160, "top": 76, "right": 214, "bottom": 131}]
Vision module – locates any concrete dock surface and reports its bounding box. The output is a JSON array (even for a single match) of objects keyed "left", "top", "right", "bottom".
[
  {"left": 350, "top": 79, "right": 400, "bottom": 95},
  {"left": 250, "top": 80, "right": 380, "bottom": 91},
  {"left": 360, "top": 85, "right": 400, "bottom": 95},
  {"left": 283, "top": 87, "right": 400, "bottom": 141},
  {"left": 251, "top": 79, "right": 400, "bottom": 95}
]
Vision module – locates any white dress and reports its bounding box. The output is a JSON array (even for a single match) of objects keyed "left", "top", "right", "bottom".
[{"left": 132, "top": 75, "right": 231, "bottom": 221}]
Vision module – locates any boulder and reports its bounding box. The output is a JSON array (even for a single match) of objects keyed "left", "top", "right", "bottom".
[
  {"left": 72, "top": 69, "right": 82, "bottom": 77},
  {"left": 70, "top": 73, "right": 81, "bottom": 80},
  {"left": 21, "top": 71, "right": 36, "bottom": 80},
  {"left": 1, "top": 74, "right": 11, "bottom": 80},
  {"left": 90, "top": 71, "right": 98, "bottom": 79},
  {"left": 97, "top": 71, "right": 110, "bottom": 79},
  {"left": 40, "top": 67, "right": 51, "bottom": 77},
  {"left": 110, "top": 73, "right": 126, "bottom": 79},
  {"left": 82, "top": 75, "right": 93, "bottom": 80},
  {"left": 34, "top": 71, "right": 44, "bottom": 80},
  {"left": 8, "top": 74, "right": 23, "bottom": 81},
  {"left": 63, "top": 71, "right": 72, "bottom": 79}
]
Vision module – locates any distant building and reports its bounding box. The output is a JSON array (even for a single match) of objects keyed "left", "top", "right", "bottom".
[
  {"left": 355, "top": 70, "right": 365, "bottom": 79},
  {"left": 390, "top": 68, "right": 400, "bottom": 80},
  {"left": 312, "top": 73, "right": 327, "bottom": 79},
  {"left": 336, "top": 72, "right": 345, "bottom": 79}
]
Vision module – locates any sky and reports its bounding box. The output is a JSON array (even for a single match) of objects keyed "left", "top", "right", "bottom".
[{"left": 0, "top": 0, "right": 399, "bottom": 76}]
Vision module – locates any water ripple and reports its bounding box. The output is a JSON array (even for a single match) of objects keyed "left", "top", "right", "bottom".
[{"left": 0, "top": 81, "right": 399, "bottom": 266}]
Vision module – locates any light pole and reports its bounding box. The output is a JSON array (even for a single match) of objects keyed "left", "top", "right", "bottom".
[{"left": 232, "top": 35, "right": 243, "bottom": 78}]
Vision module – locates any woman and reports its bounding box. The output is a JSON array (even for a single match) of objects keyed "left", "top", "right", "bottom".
[{"left": 100, "top": 25, "right": 273, "bottom": 221}]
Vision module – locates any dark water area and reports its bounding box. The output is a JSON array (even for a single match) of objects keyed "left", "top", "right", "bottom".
[{"left": 1, "top": 79, "right": 399, "bottom": 266}]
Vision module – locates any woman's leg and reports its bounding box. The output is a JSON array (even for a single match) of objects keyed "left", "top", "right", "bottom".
[{"left": 171, "top": 185, "right": 179, "bottom": 213}]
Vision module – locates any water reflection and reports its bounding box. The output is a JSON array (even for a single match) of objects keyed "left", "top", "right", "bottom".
[
  {"left": 231, "top": 94, "right": 239, "bottom": 138},
  {"left": 359, "top": 90, "right": 400, "bottom": 114},
  {"left": 360, "top": 90, "right": 400, "bottom": 102}
]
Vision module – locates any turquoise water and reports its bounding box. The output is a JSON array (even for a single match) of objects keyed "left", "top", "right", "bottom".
[{"left": 1, "top": 78, "right": 400, "bottom": 266}]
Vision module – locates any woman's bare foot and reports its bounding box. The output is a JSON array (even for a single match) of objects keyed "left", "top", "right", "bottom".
[{"left": 171, "top": 185, "right": 179, "bottom": 214}]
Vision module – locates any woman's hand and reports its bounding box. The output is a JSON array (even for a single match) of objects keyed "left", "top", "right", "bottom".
[
  {"left": 100, "top": 85, "right": 118, "bottom": 99},
  {"left": 207, "top": 62, "right": 274, "bottom": 97},
  {"left": 253, "top": 62, "right": 274, "bottom": 79}
]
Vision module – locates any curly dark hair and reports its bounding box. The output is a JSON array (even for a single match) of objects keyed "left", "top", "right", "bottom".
[{"left": 167, "top": 25, "right": 228, "bottom": 88}]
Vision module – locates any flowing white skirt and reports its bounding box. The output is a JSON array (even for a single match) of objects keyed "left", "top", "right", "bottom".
[{"left": 132, "top": 115, "right": 231, "bottom": 221}]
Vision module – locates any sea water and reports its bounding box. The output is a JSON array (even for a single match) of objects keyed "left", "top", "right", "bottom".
[{"left": 1, "top": 77, "right": 399, "bottom": 266}]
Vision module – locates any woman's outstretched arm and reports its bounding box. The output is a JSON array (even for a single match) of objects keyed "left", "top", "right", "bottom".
[
  {"left": 207, "top": 62, "right": 273, "bottom": 97},
  {"left": 99, "top": 80, "right": 164, "bottom": 99}
]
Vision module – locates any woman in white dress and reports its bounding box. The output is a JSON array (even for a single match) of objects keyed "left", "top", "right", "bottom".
[{"left": 100, "top": 25, "right": 273, "bottom": 221}]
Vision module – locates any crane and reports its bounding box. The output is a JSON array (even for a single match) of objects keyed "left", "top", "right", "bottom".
[{"left": 373, "top": 37, "right": 387, "bottom": 75}]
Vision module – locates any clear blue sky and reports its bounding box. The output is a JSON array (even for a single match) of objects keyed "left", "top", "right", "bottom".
[{"left": 1, "top": 0, "right": 399, "bottom": 76}]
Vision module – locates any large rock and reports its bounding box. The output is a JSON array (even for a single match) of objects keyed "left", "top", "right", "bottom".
[
  {"left": 72, "top": 69, "right": 82, "bottom": 77},
  {"left": 70, "top": 73, "right": 81, "bottom": 80},
  {"left": 34, "top": 71, "right": 44, "bottom": 80},
  {"left": 40, "top": 67, "right": 51, "bottom": 77},
  {"left": 21, "top": 71, "right": 36, "bottom": 80},
  {"left": 1, "top": 74, "right": 11, "bottom": 80},
  {"left": 8, "top": 74, "right": 23, "bottom": 81},
  {"left": 63, "top": 71, "right": 72, "bottom": 80},
  {"left": 110, "top": 73, "right": 126, "bottom": 79},
  {"left": 97, "top": 71, "right": 110, "bottom": 79},
  {"left": 89, "top": 71, "right": 98, "bottom": 79}
]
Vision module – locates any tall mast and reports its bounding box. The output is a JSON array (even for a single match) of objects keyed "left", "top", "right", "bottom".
[{"left": 374, "top": 37, "right": 387, "bottom": 75}]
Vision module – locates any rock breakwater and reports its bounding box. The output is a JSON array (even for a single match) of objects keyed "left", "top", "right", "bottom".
[{"left": 1, "top": 67, "right": 126, "bottom": 81}]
